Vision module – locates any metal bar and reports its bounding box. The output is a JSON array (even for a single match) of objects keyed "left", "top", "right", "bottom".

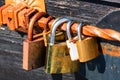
[{"left": 38, "top": 18, "right": 120, "bottom": 41}]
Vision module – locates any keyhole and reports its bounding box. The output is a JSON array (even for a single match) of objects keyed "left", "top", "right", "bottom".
[{"left": 8, "top": 17, "right": 12, "bottom": 22}]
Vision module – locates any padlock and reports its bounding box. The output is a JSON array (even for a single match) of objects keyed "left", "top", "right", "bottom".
[
  {"left": 76, "top": 23, "right": 99, "bottom": 62},
  {"left": 45, "top": 18, "right": 80, "bottom": 74},
  {"left": 23, "top": 12, "right": 47, "bottom": 70},
  {"left": 66, "top": 21, "right": 79, "bottom": 61}
]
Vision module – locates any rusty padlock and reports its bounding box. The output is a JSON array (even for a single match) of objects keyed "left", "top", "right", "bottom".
[
  {"left": 45, "top": 18, "right": 80, "bottom": 74},
  {"left": 23, "top": 12, "right": 47, "bottom": 70},
  {"left": 66, "top": 20, "right": 79, "bottom": 61},
  {"left": 76, "top": 23, "right": 99, "bottom": 62}
]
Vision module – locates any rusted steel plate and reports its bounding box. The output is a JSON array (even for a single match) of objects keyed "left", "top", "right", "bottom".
[
  {"left": 0, "top": 4, "right": 10, "bottom": 25},
  {"left": 101, "top": 42, "right": 120, "bottom": 57}
]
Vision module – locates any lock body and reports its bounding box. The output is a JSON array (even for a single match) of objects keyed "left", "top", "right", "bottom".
[
  {"left": 45, "top": 18, "right": 80, "bottom": 74},
  {"left": 76, "top": 37, "right": 99, "bottom": 62},
  {"left": 23, "top": 12, "right": 47, "bottom": 70},
  {"left": 45, "top": 42, "right": 80, "bottom": 74},
  {"left": 66, "top": 40, "right": 79, "bottom": 61},
  {"left": 23, "top": 39, "right": 46, "bottom": 70}
]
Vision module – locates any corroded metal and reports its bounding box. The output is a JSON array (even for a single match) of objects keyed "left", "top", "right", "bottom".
[
  {"left": 1, "top": 0, "right": 119, "bottom": 42},
  {"left": 101, "top": 43, "right": 120, "bottom": 57},
  {"left": 0, "top": 0, "right": 119, "bottom": 59},
  {"left": 5, "top": 0, "right": 46, "bottom": 12},
  {"left": 27, "top": 12, "right": 47, "bottom": 41},
  {"left": 38, "top": 18, "right": 120, "bottom": 41},
  {"left": 0, "top": 4, "right": 10, "bottom": 25},
  {"left": 23, "top": 12, "right": 46, "bottom": 70}
]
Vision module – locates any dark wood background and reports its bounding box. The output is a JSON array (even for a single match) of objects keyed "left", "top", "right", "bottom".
[{"left": 0, "top": 0, "right": 120, "bottom": 80}]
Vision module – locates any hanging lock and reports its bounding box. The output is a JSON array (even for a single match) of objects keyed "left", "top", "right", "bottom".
[
  {"left": 23, "top": 12, "right": 47, "bottom": 70},
  {"left": 76, "top": 23, "right": 99, "bottom": 62},
  {"left": 45, "top": 18, "right": 80, "bottom": 74},
  {"left": 66, "top": 21, "right": 79, "bottom": 61}
]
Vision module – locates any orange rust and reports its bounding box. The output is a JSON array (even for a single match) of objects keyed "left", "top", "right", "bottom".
[
  {"left": 2, "top": 0, "right": 120, "bottom": 58},
  {"left": 37, "top": 16, "right": 54, "bottom": 46},
  {"left": 5, "top": 0, "right": 14, "bottom": 4},
  {"left": 14, "top": 4, "right": 27, "bottom": 29},
  {"left": 5, "top": 0, "right": 46, "bottom": 12},
  {"left": 25, "top": 9, "right": 38, "bottom": 28},
  {"left": 18, "top": 8, "right": 28, "bottom": 29},
  {"left": 0, "top": 4, "right": 10, "bottom": 26},
  {"left": 2, "top": 5, "right": 13, "bottom": 25},
  {"left": 7, "top": 6, "right": 15, "bottom": 30},
  {"left": 46, "top": 19, "right": 120, "bottom": 41},
  {"left": 6, "top": 4, "right": 26, "bottom": 30},
  {"left": 38, "top": 16, "right": 54, "bottom": 30},
  {"left": 18, "top": 8, "right": 33, "bottom": 29},
  {"left": 101, "top": 43, "right": 120, "bottom": 57},
  {"left": 28, "top": 12, "right": 47, "bottom": 41},
  {"left": 28, "top": 0, "right": 46, "bottom": 12}
]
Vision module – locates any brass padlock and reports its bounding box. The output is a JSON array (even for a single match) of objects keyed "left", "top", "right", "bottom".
[
  {"left": 23, "top": 12, "right": 46, "bottom": 70},
  {"left": 45, "top": 18, "right": 80, "bottom": 74},
  {"left": 66, "top": 21, "right": 79, "bottom": 61},
  {"left": 76, "top": 23, "right": 99, "bottom": 62}
]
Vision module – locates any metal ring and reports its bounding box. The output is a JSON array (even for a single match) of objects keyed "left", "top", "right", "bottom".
[
  {"left": 28, "top": 12, "right": 46, "bottom": 41},
  {"left": 50, "top": 18, "right": 69, "bottom": 45},
  {"left": 66, "top": 20, "right": 74, "bottom": 40},
  {"left": 77, "top": 23, "right": 83, "bottom": 40},
  {"left": 51, "top": 17, "right": 63, "bottom": 29}
]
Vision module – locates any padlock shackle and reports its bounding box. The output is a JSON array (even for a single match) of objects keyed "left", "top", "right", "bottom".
[
  {"left": 66, "top": 20, "right": 74, "bottom": 40},
  {"left": 28, "top": 12, "right": 46, "bottom": 41},
  {"left": 77, "top": 23, "right": 83, "bottom": 40},
  {"left": 50, "top": 18, "right": 69, "bottom": 45},
  {"left": 51, "top": 17, "right": 63, "bottom": 29}
]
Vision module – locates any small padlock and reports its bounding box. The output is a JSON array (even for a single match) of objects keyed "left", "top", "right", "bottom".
[
  {"left": 23, "top": 12, "right": 46, "bottom": 70},
  {"left": 45, "top": 18, "right": 80, "bottom": 74},
  {"left": 76, "top": 23, "right": 99, "bottom": 62},
  {"left": 66, "top": 21, "right": 79, "bottom": 61}
]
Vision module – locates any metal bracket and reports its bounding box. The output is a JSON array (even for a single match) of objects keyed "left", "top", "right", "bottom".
[{"left": 5, "top": 0, "right": 46, "bottom": 12}]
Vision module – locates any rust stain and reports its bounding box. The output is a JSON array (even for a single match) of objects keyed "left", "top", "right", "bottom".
[{"left": 101, "top": 43, "right": 120, "bottom": 57}]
